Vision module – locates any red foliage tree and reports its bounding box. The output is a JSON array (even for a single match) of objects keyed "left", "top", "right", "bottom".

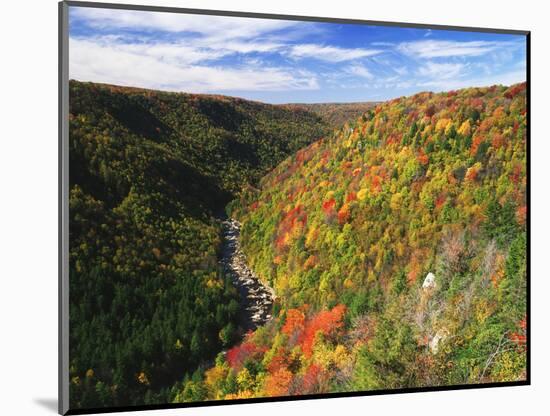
[
  {"left": 510, "top": 317, "right": 527, "bottom": 351},
  {"left": 470, "top": 135, "right": 485, "bottom": 156},
  {"left": 267, "top": 348, "right": 291, "bottom": 373},
  {"left": 301, "top": 363, "right": 323, "bottom": 393},
  {"left": 322, "top": 198, "right": 337, "bottom": 219},
  {"left": 346, "top": 192, "right": 357, "bottom": 202},
  {"left": 435, "top": 193, "right": 446, "bottom": 210},
  {"left": 510, "top": 164, "right": 523, "bottom": 185},
  {"left": 424, "top": 104, "right": 436, "bottom": 117},
  {"left": 371, "top": 175, "right": 382, "bottom": 194},
  {"left": 264, "top": 368, "right": 293, "bottom": 397},
  {"left": 226, "top": 342, "right": 267, "bottom": 370},
  {"left": 300, "top": 305, "right": 346, "bottom": 357},
  {"left": 275, "top": 205, "right": 307, "bottom": 252},
  {"left": 516, "top": 205, "right": 527, "bottom": 225},
  {"left": 504, "top": 83, "right": 526, "bottom": 99},
  {"left": 282, "top": 309, "right": 306, "bottom": 337},
  {"left": 337, "top": 204, "right": 350, "bottom": 225},
  {"left": 491, "top": 133, "right": 505, "bottom": 149},
  {"left": 417, "top": 149, "right": 429, "bottom": 166}
]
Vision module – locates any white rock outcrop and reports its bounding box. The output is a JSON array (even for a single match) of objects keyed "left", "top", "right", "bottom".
[
  {"left": 429, "top": 329, "right": 448, "bottom": 354},
  {"left": 422, "top": 272, "right": 436, "bottom": 290}
]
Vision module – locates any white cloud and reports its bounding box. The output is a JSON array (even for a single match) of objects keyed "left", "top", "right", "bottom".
[
  {"left": 394, "top": 66, "right": 408, "bottom": 76},
  {"left": 398, "top": 40, "right": 507, "bottom": 58},
  {"left": 346, "top": 64, "right": 374, "bottom": 79},
  {"left": 210, "top": 40, "right": 284, "bottom": 54},
  {"left": 68, "top": 6, "right": 527, "bottom": 100},
  {"left": 417, "top": 69, "right": 526, "bottom": 90},
  {"left": 371, "top": 42, "right": 394, "bottom": 47},
  {"left": 417, "top": 62, "right": 466, "bottom": 80},
  {"left": 82, "top": 37, "right": 228, "bottom": 65},
  {"left": 363, "top": 75, "right": 414, "bottom": 91},
  {"left": 119, "top": 39, "right": 285, "bottom": 64},
  {"left": 288, "top": 44, "right": 381, "bottom": 62},
  {"left": 69, "top": 37, "right": 318, "bottom": 92},
  {"left": 70, "top": 7, "right": 298, "bottom": 40}
]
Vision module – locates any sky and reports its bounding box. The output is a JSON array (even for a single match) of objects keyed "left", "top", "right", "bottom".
[{"left": 68, "top": 6, "right": 527, "bottom": 104}]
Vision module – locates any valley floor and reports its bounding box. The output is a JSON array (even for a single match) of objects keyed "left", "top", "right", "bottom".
[{"left": 220, "top": 218, "right": 275, "bottom": 333}]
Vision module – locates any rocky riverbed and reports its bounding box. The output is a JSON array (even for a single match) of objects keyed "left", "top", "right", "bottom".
[{"left": 220, "top": 218, "right": 275, "bottom": 332}]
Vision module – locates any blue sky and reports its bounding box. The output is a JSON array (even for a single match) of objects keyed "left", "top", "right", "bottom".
[{"left": 69, "top": 6, "right": 526, "bottom": 103}]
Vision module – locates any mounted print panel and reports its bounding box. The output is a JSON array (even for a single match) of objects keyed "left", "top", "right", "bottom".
[{"left": 59, "top": 1, "right": 529, "bottom": 414}]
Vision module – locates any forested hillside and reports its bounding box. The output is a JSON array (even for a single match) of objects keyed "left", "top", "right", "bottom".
[
  {"left": 282, "top": 102, "right": 378, "bottom": 127},
  {"left": 68, "top": 81, "right": 330, "bottom": 408},
  {"left": 176, "top": 83, "right": 527, "bottom": 401}
]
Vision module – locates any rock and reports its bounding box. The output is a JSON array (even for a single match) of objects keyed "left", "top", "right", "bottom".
[
  {"left": 429, "top": 329, "right": 448, "bottom": 354},
  {"left": 422, "top": 272, "right": 436, "bottom": 289}
]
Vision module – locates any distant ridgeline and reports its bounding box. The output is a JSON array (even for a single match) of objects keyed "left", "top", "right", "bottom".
[
  {"left": 68, "top": 81, "right": 330, "bottom": 408},
  {"left": 282, "top": 102, "right": 379, "bottom": 128},
  {"left": 177, "top": 83, "right": 527, "bottom": 401}
]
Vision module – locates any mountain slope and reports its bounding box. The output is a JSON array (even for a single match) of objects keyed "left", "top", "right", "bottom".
[
  {"left": 178, "top": 83, "right": 527, "bottom": 401},
  {"left": 282, "top": 102, "right": 379, "bottom": 127},
  {"left": 68, "top": 81, "right": 330, "bottom": 408}
]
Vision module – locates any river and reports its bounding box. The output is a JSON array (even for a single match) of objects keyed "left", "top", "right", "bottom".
[{"left": 219, "top": 218, "right": 275, "bottom": 333}]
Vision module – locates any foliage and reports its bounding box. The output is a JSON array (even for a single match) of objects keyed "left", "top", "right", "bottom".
[
  {"left": 69, "top": 80, "right": 527, "bottom": 405},
  {"left": 182, "top": 83, "right": 528, "bottom": 401},
  {"left": 282, "top": 102, "right": 379, "bottom": 127},
  {"left": 68, "top": 81, "right": 329, "bottom": 408}
]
